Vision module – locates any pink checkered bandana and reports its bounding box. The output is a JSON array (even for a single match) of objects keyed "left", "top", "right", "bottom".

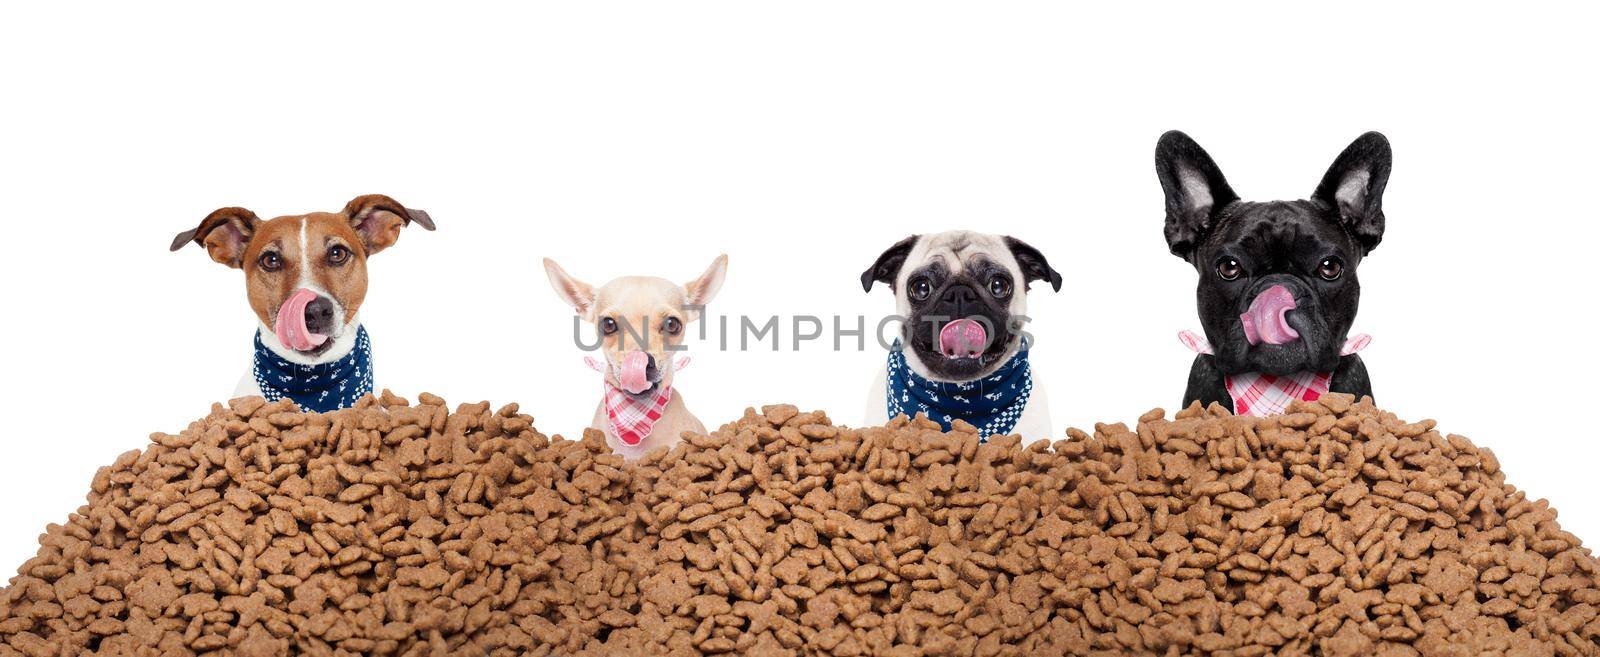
[
  {"left": 585, "top": 356, "right": 690, "bottom": 446},
  {"left": 1178, "top": 331, "right": 1371, "bottom": 417}
]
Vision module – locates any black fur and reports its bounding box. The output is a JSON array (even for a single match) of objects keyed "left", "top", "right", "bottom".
[
  {"left": 1156, "top": 131, "right": 1391, "bottom": 411},
  {"left": 862, "top": 234, "right": 1059, "bottom": 381}
]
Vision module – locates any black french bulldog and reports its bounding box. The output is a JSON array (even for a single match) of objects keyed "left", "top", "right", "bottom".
[{"left": 1155, "top": 131, "right": 1392, "bottom": 411}]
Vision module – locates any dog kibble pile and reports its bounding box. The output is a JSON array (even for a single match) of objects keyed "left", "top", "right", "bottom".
[{"left": 2, "top": 393, "right": 1598, "bottom": 657}]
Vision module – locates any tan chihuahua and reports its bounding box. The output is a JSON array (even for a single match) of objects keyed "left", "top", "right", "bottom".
[{"left": 544, "top": 255, "right": 727, "bottom": 457}]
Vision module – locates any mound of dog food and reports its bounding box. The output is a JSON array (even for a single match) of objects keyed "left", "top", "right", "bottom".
[{"left": 2, "top": 393, "right": 1598, "bottom": 657}]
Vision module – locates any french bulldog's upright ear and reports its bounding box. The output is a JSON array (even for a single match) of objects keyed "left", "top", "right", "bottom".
[
  {"left": 342, "top": 194, "right": 437, "bottom": 256},
  {"left": 1313, "top": 132, "right": 1392, "bottom": 254},
  {"left": 170, "top": 207, "right": 261, "bottom": 268},
  {"left": 860, "top": 235, "right": 919, "bottom": 292},
  {"left": 1003, "top": 236, "right": 1062, "bottom": 292},
  {"left": 1155, "top": 131, "right": 1239, "bottom": 261},
  {"left": 543, "top": 258, "right": 597, "bottom": 320},
  {"left": 683, "top": 254, "right": 729, "bottom": 322}
]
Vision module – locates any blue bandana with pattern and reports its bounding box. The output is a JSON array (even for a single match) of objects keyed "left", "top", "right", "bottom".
[
  {"left": 885, "top": 340, "right": 1032, "bottom": 439},
  {"left": 253, "top": 326, "right": 373, "bottom": 413}
]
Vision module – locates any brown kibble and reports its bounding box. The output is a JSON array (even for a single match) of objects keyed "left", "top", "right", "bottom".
[{"left": 0, "top": 395, "right": 1595, "bottom": 656}]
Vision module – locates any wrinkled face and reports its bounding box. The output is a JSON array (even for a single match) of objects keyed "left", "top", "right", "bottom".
[
  {"left": 1195, "top": 201, "right": 1363, "bottom": 375},
  {"left": 896, "top": 236, "right": 1029, "bottom": 381},
  {"left": 242, "top": 213, "right": 371, "bottom": 357},
  {"left": 588, "top": 277, "right": 694, "bottom": 396},
  {"left": 1156, "top": 130, "right": 1391, "bottom": 377}
]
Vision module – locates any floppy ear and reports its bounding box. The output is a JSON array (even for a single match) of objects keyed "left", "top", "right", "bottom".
[
  {"left": 860, "top": 235, "right": 918, "bottom": 292},
  {"left": 1003, "top": 236, "right": 1062, "bottom": 292},
  {"left": 170, "top": 207, "right": 261, "bottom": 268},
  {"left": 683, "top": 254, "right": 729, "bottom": 320},
  {"left": 1313, "top": 132, "right": 1392, "bottom": 254},
  {"left": 1155, "top": 131, "right": 1239, "bottom": 261},
  {"left": 342, "top": 194, "right": 436, "bottom": 256},
  {"left": 543, "top": 258, "right": 597, "bottom": 320}
]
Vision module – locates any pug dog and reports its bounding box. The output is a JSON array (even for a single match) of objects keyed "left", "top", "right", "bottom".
[
  {"left": 1156, "top": 131, "right": 1391, "bottom": 416},
  {"left": 861, "top": 231, "right": 1062, "bottom": 441}
]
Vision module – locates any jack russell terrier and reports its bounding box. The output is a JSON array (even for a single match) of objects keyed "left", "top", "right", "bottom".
[
  {"left": 170, "top": 194, "right": 435, "bottom": 412},
  {"left": 544, "top": 255, "right": 728, "bottom": 457}
]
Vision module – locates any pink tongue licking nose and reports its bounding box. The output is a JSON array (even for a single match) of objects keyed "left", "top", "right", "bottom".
[
  {"left": 618, "top": 351, "right": 652, "bottom": 394},
  {"left": 274, "top": 288, "right": 329, "bottom": 352},
  {"left": 1240, "top": 285, "right": 1300, "bottom": 346},
  {"left": 938, "top": 319, "right": 988, "bottom": 359}
]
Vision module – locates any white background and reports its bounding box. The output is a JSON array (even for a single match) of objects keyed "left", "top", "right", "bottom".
[{"left": 1, "top": 2, "right": 1596, "bottom": 571}]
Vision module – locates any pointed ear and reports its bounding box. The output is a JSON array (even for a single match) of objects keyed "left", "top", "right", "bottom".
[
  {"left": 860, "top": 235, "right": 918, "bottom": 292},
  {"left": 170, "top": 207, "right": 261, "bottom": 268},
  {"left": 342, "top": 194, "right": 436, "bottom": 256},
  {"left": 543, "top": 258, "right": 597, "bottom": 320},
  {"left": 1155, "top": 131, "right": 1239, "bottom": 261},
  {"left": 682, "top": 254, "right": 729, "bottom": 322},
  {"left": 1313, "top": 132, "right": 1391, "bottom": 254},
  {"left": 1003, "top": 236, "right": 1062, "bottom": 292}
]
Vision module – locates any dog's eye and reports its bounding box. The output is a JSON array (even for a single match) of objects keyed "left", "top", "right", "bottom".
[
  {"left": 663, "top": 317, "right": 682, "bottom": 335},
  {"left": 988, "top": 276, "right": 1011, "bottom": 299},
  {"left": 1216, "top": 257, "right": 1243, "bottom": 281},
  {"left": 909, "top": 278, "right": 933, "bottom": 302},
  {"left": 1319, "top": 257, "right": 1344, "bottom": 281},
  {"left": 258, "top": 251, "right": 283, "bottom": 272},
  {"left": 600, "top": 317, "right": 619, "bottom": 335},
  {"left": 328, "top": 245, "right": 350, "bottom": 266}
]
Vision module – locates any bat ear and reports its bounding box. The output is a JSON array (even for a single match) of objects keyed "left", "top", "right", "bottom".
[
  {"left": 1313, "top": 132, "right": 1392, "bottom": 254},
  {"left": 171, "top": 207, "right": 261, "bottom": 268},
  {"left": 683, "top": 254, "right": 728, "bottom": 321},
  {"left": 860, "top": 235, "right": 918, "bottom": 292},
  {"left": 1155, "top": 131, "right": 1238, "bottom": 261},
  {"left": 543, "top": 258, "right": 597, "bottom": 320},
  {"left": 342, "top": 194, "right": 435, "bottom": 256},
  {"left": 1003, "top": 236, "right": 1062, "bottom": 292}
]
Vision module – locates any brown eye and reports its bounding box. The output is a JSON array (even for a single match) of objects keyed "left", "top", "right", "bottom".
[
  {"left": 259, "top": 251, "right": 283, "bottom": 272},
  {"left": 663, "top": 316, "right": 682, "bottom": 335},
  {"left": 910, "top": 278, "right": 933, "bottom": 301},
  {"left": 1319, "top": 257, "right": 1344, "bottom": 281},
  {"left": 600, "top": 317, "right": 619, "bottom": 335},
  {"left": 328, "top": 245, "right": 350, "bottom": 266},
  {"left": 1216, "top": 257, "right": 1243, "bottom": 281},
  {"left": 988, "top": 275, "right": 1011, "bottom": 299}
]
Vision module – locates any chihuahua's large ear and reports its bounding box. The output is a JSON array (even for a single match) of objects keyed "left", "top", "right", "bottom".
[
  {"left": 342, "top": 194, "right": 436, "bottom": 256},
  {"left": 543, "top": 258, "right": 597, "bottom": 320},
  {"left": 170, "top": 207, "right": 261, "bottom": 268},
  {"left": 1156, "top": 131, "right": 1239, "bottom": 261},
  {"left": 1313, "top": 132, "right": 1391, "bottom": 254},
  {"left": 683, "top": 254, "right": 729, "bottom": 321},
  {"left": 860, "top": 235, "right": 918, "bottom": 292},
  {"left": 1003, "top": 236, "right": 1062, "bottom": 292}
]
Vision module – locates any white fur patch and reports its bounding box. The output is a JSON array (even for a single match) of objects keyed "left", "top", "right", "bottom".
[{"left": 1178, "top": 165, "right": 1213, "bottom": 212}]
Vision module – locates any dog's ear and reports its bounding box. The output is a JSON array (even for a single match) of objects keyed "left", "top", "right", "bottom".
[
  {"left": 342, "top": 194, "right": 436, "bottom": 256},
  {"left": 543, "top": 258, "right": 597, "bottom": 320},
  {"left": 682, "top": 255, "right": 729, "bottom": 323},
  {"left": 170, "top": 207, "right": 261, "bottom": 268},
  {"left": 1313, "top": 132, "right": 1391, "bottom": 254},
  {"left": 1156, "top": 131, "right": 1239, "bottom": 261},
  {"left": 683, "top": 255, "right": 729, "bottom": 321},
  {"left": 1003, "top": 236, "right": 1062, "bottom": 292},
  {"left": 860, "top": 235, "right": 918, "bottom": 292}
]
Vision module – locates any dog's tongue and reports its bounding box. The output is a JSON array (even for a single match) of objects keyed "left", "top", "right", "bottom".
[
  {"left": 618, "top": 351, "right": 652, "bottom": 394},
  {"left": 274, "top": 288, "right": 329, "bottom": 352},
  {"left": 938, "top": 318, "right": 988, "bottom": 359},
  {"left": 1240, "top": 285, "right": 1300, "bottom": 346}
]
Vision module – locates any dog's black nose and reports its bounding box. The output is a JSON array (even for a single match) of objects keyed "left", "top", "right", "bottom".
[
  {"left": 304, "top": 296, "right": 336, "bottom": 334},
  {"left": 940, "top": 284, "right": 982, "bottom": 317}
]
